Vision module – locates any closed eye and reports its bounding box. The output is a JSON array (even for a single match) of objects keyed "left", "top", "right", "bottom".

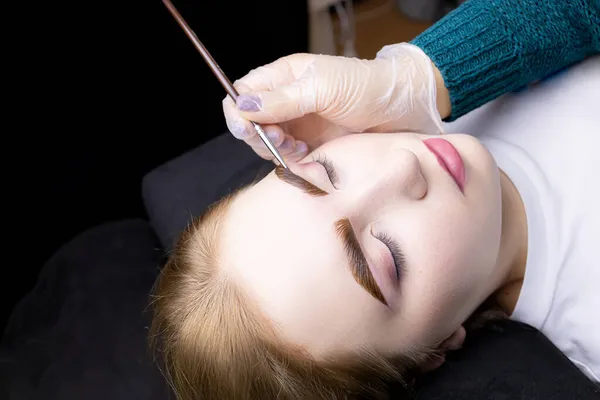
[
  {"left": 374, "top": 232, "right": 406, "bottom": 281},
  {"left": 312, "top": 153, "right": 339, "bottom": 187}
]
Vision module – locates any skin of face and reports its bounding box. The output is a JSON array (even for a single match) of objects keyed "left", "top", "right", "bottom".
[{"left": 220, "top": 132, "right": 504, "bottom": 360}]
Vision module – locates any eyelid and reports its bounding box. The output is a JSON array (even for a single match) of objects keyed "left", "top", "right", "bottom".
[
  {"left": 312, "top": 153, "right": 339, "bottom": 187},
  {"left": 371, "top": 228, "right": 406, "bottom": 281}
]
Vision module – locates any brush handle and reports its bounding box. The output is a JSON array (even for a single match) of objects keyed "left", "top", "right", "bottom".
[{"left": 161, "top": 0, "right": 239, "bottom": 101}]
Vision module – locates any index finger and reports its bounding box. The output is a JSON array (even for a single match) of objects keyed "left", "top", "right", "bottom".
[{"left": 233, "top": 53, "right": 313, "bottom": 93}]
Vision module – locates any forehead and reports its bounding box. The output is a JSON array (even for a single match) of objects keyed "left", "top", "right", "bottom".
[
  {"left": 220, "top": 173, "right": 383, "bottom": 353},
  {"left": 223, "top": 175, "right": 339, "bottom": 293}
]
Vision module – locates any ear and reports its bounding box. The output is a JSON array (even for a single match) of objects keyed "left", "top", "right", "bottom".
[
  {"left": 441, "top": 325, "right": 466, "bottom": 351},
  {"left": 419, "top": 326, "right": 466, "bottom": 373}
]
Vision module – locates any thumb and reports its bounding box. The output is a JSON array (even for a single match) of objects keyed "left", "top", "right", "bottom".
[{"left": 235, "top": 79, "right": 317, "bottom": 124}]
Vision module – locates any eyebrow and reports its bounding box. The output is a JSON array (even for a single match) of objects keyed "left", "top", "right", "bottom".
[
  {"left": 335, "top": 218, "right": 387, "bottom": 305},
  {"left": 274, "top": 167, "right": 386, "bottom": 305},
  {"left": 275, "top": 166, "right": 329, "bottom": 196}
]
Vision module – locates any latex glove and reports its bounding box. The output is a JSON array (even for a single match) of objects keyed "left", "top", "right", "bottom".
[{"left": 222, "top": 43, "right": 445, "bottom": 162}]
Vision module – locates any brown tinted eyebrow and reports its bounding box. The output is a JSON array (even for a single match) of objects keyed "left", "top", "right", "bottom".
[
  {"left": 275, "top": 166, "right": 328, "bottom": 196},
  {"left": 275, "top": 167, "right": 386, "bottom": 304},
  {"left": 334, "top": 218, "right": 387, "bottom": 305}
]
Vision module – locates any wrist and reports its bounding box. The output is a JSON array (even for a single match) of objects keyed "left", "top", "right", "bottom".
[
  {"left": 377, "top": 43, "right": 452, "bottom": 121},
  {"left": 432, "top": 62, "right": 451, "bottom": 119}
]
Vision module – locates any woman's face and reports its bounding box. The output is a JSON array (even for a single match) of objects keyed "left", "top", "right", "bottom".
[{"left": 221, "top": 133, "right": 503, "bottom": 359}]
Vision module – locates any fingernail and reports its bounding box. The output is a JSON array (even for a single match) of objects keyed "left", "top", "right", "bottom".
[
  {"left": 228, "top": 120, "right": 249, "bottom": 139},
  {"left": 266, "top": 130, "right": 280, "bottom": 143},
  {"left": 279, "top": 136, "right": 294, "bottom": 150},
  {"left": 293, "top": 142, "right": 308, "bottom": 154},
  {"left": 237, "top": 95, "right": 262, "bottom": 112}
]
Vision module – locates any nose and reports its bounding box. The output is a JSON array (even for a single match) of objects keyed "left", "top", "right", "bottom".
[{"left": 352, "top": 148, "right": 427, "bottom": 209}]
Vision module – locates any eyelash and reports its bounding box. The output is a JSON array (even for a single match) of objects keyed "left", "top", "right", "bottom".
[
  {"left": 310, "top": 155, "right": 404, "bottom": 281},
  {"left": 374, "top": 232, "right": 406, "bottom": 280},
  {"left": 312, "top": 153, "right": 338, "bottom": 186}
]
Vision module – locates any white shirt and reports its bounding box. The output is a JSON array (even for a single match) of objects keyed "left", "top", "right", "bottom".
[{"left": 444, "top": 55, "right": 600, "bottom": 382}]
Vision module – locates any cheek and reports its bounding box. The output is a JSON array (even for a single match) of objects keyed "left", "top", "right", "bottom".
[
  {"left": 399, "top": 239, "right": 476, "bottom": 344},
  {"left": 409, "top": 235, "right": 474, "bottom": 302},
  {"left": 415, "top": 180, "right": 502, "bottom": 283},
  {"left": 396, "top": 204, "right": 501, "bottom": 326},
  {"left": 424, "top": 219, "right": 499, "bottom": 288}
]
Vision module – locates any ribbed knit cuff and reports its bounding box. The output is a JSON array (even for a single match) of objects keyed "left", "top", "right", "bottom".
[
  {"left": 411, "top": 0, "right": 600, "bottom": 121},
  {"left": 410, "top": 1, "right": 521, "bottom": 121}
]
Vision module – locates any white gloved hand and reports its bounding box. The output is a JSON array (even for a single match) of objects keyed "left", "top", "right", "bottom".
[{"left": 222, "top": 43, "right": 445, "bottom": 162}]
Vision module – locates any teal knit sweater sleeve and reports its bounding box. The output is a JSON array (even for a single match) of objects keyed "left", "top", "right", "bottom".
[{"left": 410, "top": 0, "right": 600, "bottom": 121}]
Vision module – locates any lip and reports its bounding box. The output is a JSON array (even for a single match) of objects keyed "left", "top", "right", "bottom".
[{"left": 423, "top": 138, "right": 465, "bottom": 192}]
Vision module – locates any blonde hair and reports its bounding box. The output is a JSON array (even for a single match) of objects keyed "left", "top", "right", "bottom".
[{"left": 148, "top": 189, "right": 427, "bottom": 400}]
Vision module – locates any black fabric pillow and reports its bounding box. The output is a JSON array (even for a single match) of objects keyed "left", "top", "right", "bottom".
[
  {"left": 141, "top": 132, "right": 600, "bottom": 399},
  {"left": 410, "top": 319, "right": 599, "bottom": 399},
  {"left": 1, "top": 220, "right": 170, "bottom": 400}
]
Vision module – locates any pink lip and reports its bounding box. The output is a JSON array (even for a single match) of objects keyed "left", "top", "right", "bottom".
[{"left": 423, "top": 138, "right": 465, "bottom": 192}]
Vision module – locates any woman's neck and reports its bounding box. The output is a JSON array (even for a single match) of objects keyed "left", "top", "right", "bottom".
[{"left": 492, "top": 169, "right": 529, "bottom": 315}]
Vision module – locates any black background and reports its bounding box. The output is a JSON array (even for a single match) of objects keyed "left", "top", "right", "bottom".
[{"left": 5, "top": 0, "right": 309, "bottom": 330}]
